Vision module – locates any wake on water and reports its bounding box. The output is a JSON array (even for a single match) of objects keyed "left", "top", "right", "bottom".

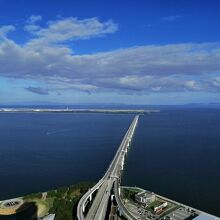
[{"left": 46, "top": 128, "right": 72, "bottom": 135}]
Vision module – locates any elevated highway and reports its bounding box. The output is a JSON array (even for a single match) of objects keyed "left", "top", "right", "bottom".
[{"left": 77, "top": 115, "right": 139, "bottom": 220}]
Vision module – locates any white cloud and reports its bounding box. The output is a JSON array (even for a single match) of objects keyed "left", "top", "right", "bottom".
[
  {"left": 25, "top": 17, "right": 118, "bottom": 46},
  {"left": 0, "top": 25, "right": 15, "bottom": 38},
  {"left": 161, "top": 15, "right": 181, "bottom": 21},
  {"left": 213, "top": 77, "right": 220, "bottom": 86},
  {"left": 24, "top": 24, "right": 41, "bottom": 33},
  {"left": 184, "top": 80, "right": 199, "bottom": 90},
  {"left": 24, "top": 15, "right": 42, "bottom": 34},
  {"left": 27, "top": 15, "right": 42, "bottom": 24},
  {"left": 0, "top": 16, "right": 220, "bottom": 95}
]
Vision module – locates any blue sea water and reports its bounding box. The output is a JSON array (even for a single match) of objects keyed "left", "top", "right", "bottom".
[
  {"left": 0, "top": 113, "right": 133, "bottom": 199},
  {"left": 123, "top": 109, "right": 220, "bottom": 216},
  {"left": 0, "top": 110, "right": 220, "bottom": 216}
]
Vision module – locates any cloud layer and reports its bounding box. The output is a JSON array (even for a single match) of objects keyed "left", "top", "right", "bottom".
[
  {"left": 161, "top": 15, "right": 181, "bottom": 21},
  {"left": 25, "top": 86, "right": 49, "bottom": 95},
  {"left": 0, "top": 15, "right": 220, "bottom": 95}
]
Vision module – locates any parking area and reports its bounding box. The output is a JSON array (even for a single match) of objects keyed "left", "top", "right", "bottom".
[
  {"left": 163, "top": 207, "right": 197, "bottom": 220},
  {"left": 137, "top": 206, "right": 157, "bottom": 219}
]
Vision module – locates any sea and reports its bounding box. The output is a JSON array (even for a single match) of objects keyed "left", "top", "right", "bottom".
[{"left": 0, "top": 107, "right": 220, "bottom": 216}]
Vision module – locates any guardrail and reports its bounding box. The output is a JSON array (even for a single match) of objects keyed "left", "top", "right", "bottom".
[
  {"left": 114, "top": 179, "right": 136, "bottom": 220},
  {"left": 77, "top": 115, "right": 139, "bottom": 220}
]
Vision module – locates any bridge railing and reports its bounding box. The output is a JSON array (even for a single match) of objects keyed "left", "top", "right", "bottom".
[
  {"left": 77, "top": 115, "right": 139, "bottom": 220},
  {"left": 103, "top": 115, "right": 139, "bottom": 178}
]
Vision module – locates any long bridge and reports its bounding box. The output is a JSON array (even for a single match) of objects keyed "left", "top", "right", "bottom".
[{"left": 77, "top": 115, "right": 139, "bottom": 220}]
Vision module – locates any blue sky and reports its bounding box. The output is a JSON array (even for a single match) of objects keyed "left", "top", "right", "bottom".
[{"left": 1, "top": 0, "right": 220, "bottom": 105}]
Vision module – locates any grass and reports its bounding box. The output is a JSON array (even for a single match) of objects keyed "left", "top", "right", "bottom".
[
  {"left": 147, "top": 200, "right": 163, "bottom": 209},
  {"left": 22, "top": 182, "right": 94, "bottom": 220},
  {"left": 121, "top": 188, "right": 142, "bottom": 201}
]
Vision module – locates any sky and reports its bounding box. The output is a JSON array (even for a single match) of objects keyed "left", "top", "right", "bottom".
[{"left": 1, "top": 0, "right": 220, "bottom": 105}]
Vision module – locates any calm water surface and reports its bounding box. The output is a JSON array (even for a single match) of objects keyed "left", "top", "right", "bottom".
[
  {"left": 0, "top": 110, "right": 220, "bottom": 216},
  {"left": 123, "top": 109, "right": 220, "bottom": 216},
  {"left": 0, "top": 113, "right": 133, "bottom": 199}
]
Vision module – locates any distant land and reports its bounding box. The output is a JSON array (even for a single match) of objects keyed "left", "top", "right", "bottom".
[
  {"left": 1, "top": 103, "right": 220, "bottom": 115},
  {"left": 0, "top": 108, "right": 159, "bottom": 114},
  {"left": 1, "top": 102, "right": 220, "bottom": 110}
]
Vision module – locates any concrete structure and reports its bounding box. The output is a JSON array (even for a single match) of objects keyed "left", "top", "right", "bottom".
[
  {"left": 41, "top": 214, "right": 55, "bottom": 220},
  {"left": 193, "top": 215, "right": 219, "bottom": 220},
  {"left": 0, "top": 198, "right": 38, "bottom": 220},
  {"left": 77, "top": 115, "right": 139, "bottom": 220},
  {"left": 77, "top": 115, "right": 220, "bottom": 220},
  {"left": 135, "top": 191, "right": 155, "bottom": 206},
  {"left": 154, "top": 202, "right": 167, "bottom": 213},
  {"left": 0, "top": 199, "right": 25, "bottom": 215}
]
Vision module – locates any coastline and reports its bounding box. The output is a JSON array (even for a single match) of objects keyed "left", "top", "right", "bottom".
[{"left": 0, "top": 108, "right": 160, "bottom": 114}]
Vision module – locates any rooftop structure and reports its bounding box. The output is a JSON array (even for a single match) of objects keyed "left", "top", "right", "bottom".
[
  {"left": 154, "top": 202, "right": 167, "bottom": 214},
  {"left": 193, "top": 214, "right": 219, "bottom": 220},
  {"left": 135, "top": 191, "right": 156, "bottom": 205}
]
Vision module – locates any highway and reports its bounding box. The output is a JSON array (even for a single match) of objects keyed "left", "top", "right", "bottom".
[
  {"left": 114, "top": 180, "right": 136, "bottom": 220},
  {"left": 77, "top": 115, "right": 139, "bottom": 220}
]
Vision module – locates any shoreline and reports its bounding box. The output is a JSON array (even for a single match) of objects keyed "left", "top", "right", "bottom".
[{"left": 0, "top": 108, "right": 160, "bottom": 114}]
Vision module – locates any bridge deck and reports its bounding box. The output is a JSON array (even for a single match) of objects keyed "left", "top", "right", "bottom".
[
  {"left": 86, "top": 180, "right": 112, "bottom": 220},
  {"left": 77, "top": 115, "right": 139, "bottom": 220}
]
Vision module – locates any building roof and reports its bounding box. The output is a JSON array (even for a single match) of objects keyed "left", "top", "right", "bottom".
[
  {"left": 136, "top": 191, "right": 154, "bottom": 198},
  {"left": 42, "top": 214, "right": 55, "bottom": 220},
  {"left": 193, "top": 214, "right": 219, "bottom": 220}
]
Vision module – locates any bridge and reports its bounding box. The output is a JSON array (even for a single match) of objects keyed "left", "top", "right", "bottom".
[{"left": 77, "top": 115, "right": 139, "bottom": 220}]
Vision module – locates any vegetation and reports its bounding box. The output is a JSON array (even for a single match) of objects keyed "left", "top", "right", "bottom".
[
  {"left": 24, "top": 192, "right": 42, "bottom": 200},
  {"left": 147, "top": 200, "right": 163, "bottom": 210},
  {"left": 23, "top": 182, "right": 94, "bottom": 220},
  {"left": 121, "top": 187, "right": 141, "bottom": 201}
]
